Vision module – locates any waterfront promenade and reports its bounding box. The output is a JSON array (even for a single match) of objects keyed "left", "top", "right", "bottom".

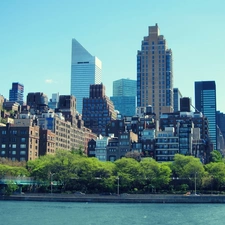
[{"left": 1, "top": 193, "right": 225, "bottom": 203}]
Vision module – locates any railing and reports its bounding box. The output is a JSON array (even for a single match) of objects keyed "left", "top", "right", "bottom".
[{"left": 0, "top": 176, "right": 41, "bottom": 185}]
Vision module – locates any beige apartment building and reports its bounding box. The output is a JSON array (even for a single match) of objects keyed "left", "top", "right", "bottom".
[{"left": 137, "top": 24, "right": 173, "bottom": 119}]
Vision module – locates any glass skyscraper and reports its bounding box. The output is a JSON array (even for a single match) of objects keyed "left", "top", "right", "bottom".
[
  {"left": 70, "top": 39, "right": 102, "bottom": 114},
  {"left": 110, "top": 78, "right": 136, "bottom": 116},
  {"left": 9, "top": 82, "right": 24, "bottom": 105},
  {"left": 195, "top": 81, "right": 217, "bottom": 149},
  {"left": 137, "top": 24, "right": 173, "bottom": 119}
]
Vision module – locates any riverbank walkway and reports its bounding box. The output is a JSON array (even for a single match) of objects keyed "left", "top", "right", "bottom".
[{"left": 1, "top": 193, "right": 225, "bottom": 203}]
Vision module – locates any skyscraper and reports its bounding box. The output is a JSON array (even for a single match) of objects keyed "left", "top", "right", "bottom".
[
  {"left": 110, "top": 78, "right": 136, "bottom": 116},
  {"left": 195, "top": 81, "right": 217, "bottom": 149},
  {"left": 137, "top": 24, "right": 173, "bottom": 119},
  {"left": 71, "top": 39, "right": 102, "bottom": 114},
  {"left": 112, "top": 78, "right": 136, "bottom": 96},
  {"left": 173, "top": 88, "right": 182, "bottom": 112},
  {"left": 9, "top": 82, "right": 24, "bottom": 105}
]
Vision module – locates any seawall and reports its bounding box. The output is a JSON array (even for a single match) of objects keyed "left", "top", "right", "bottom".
[{"left": 1, "top": 194, "right": 225, "bottom": 203}]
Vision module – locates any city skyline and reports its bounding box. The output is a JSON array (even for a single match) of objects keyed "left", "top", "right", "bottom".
[{"left": 0, "top": 0, "right": 225, "bottom": 113}]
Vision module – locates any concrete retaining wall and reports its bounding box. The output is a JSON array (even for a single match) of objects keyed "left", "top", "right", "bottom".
[{"left": 1, "top": 194, "right": 225, "bottom": 203}]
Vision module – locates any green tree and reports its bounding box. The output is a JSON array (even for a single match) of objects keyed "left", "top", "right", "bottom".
[
  {"left": 204, "top": 162, "right": 225, "bottom": 190},
  {"left": 114, "top": 157, "right": 142, "bottom": 193},
  {"left": 171, "top": 154, "right": 205, "bottom": 191},
  {"left": 209, "top": 150, "right": 223, "bottom": 163},
  {"left": 172, "top": 154, "right": 204, "bottom": 178},
  {"left": 0, "top": 164, "right": 29, "bottom": 178},
  {"left": 140, "top": 158, "right": 172, "bottom": 192},
  {"left": 4, "top": 181, "right": 18, "bottom": 196}
]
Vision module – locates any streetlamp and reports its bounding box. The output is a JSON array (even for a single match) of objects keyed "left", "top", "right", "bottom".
[
  {"left": 50, "top": 172, "right": 55, "bottom": 194},
  {"left": 194, "top": 172, "right": 197, "bottom": 195},
  {"left": 210, "top": 175, "right": 214, "bottom": 195},
  {"left": 117, "top": 176, "right": 120, "bottom": 196}
]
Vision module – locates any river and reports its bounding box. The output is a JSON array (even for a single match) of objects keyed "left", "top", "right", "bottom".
[{"left": 0, "top": 201, "right": 224, "bottom": 225}]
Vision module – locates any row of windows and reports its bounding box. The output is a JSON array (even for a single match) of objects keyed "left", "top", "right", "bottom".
[
  {"left": 156, "top": 156, "right": 174, "bottom": 161},
  {"left": 1, "top": 144, "right": 26, "bottom": 148},
  {"left": 155, "top": 144, "right": 179, "bottom": 149},
  {"left": 156, "top": 150, "right": 179, "bottom": 155},
  {"left": 1, "top": 150, "right": 26, "bottom": 155},
  {"left": 156, "top": 138, "right": 178, "bottom": 142},
  {"left": 1, "top": 130, "right": 27, "bottom": 135},
  {"left": 0, "top": 137, "right": 26, "bottom": 143}
]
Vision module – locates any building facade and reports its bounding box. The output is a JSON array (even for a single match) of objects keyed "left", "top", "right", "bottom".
[
  {"left": 0, "top": 123, "right": 40, "bottom": 161},
  {"left": 110, "top": 78, "right": 136, "bottom": 117},
  {"left": 195, "top": 81, "right": 217, "bottom": 149},
  {"left": 217, "top": 111, "right": 225, "bottom": 141},
  {"left": 9, "top": 82, "right": 24, "bottom": 105},
  {"left": 112, "top": 78, "right": 137, "bottom": 96},
  {"left": 82, "top": 84, "right": 117, "bottom": 136},
  {"left": 56, "top": 95, "right": 77, "bottom": 125},
  {"left": 70, "top": 39, "right": 102, "bottom": 114},
  {"left": 48, "top": 93, "right": 59, "bottom": 110},
  {"left": 27, "top": 92, "right": 48, "bottom": 114},
  {"left": 137, "top": 24, "right": 173, "bottom": 119},
  {"left": 155, "top": 127, "right": 179, "bottom": 162}
]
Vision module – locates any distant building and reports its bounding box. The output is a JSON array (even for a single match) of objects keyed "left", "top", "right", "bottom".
[
  {"left": 110, "top": 78, "right": 136, "bottom": 116},
  {"left": 155, "top": 127, "right": 179, "bottom": 162},
  {"left": 0, "top": 95, "right": 4, "bottom": 110},
  {"left": 3, "top": 101, "right": 21, "bottom": 114},
  {"left": 180, "top": 97, "right": 191, "bottom": 112},
  {"left": 106, "top": 131, "right": 138, "bottom": 162},
  {"left": 39, "top": 129, "right": 56, "bottom": 156},
  {"left": 87, "top": 139, "right": 96, "bottom": 157},
  {"left": 0, "top": 123, "right": 40, "bottom": 161},
  {"left": 27, "top": 92, "right": 48, "bottom": 114},
  {"left": 195, "top": 81, "right": 217, "bottom": 149},
  {"left": 216, "top": 111, "right": 225, "bottom": 141},
  {"left": 173, "top": 88, "right": 182, "bottom": 112},
  {"left": 9, "top": 82, "right": 24, "bottom": 105},
  {"left": 70, "top": 39, "right": 102, "bottom": 114},
  {"left": 137, "top": 24, "right": 173, "bottom": 119},
  {"left": 82, "top": 84, "right": 117, "bottom": 136},
  {"left": 95, "top": 135, "right": 110, "bottom": 161},
  {"left": 160, "top": 111, "right": 212, "bottom": 163},
  {"left": 88, "top": 131, "right": 138, "bottom": 162},
  {"left": 48, "top": 93, "right": 59, "bottom": 110},
  {"left": 56, "top": 95, "right": 77, "bottom": 125}
]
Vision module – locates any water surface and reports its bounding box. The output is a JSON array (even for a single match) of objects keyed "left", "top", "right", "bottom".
[{"left": 0, "top": 201, "right": 224, "bottom": 225}]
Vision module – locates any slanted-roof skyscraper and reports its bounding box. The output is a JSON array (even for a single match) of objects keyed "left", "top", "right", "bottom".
[
  {"left": 137, "top": 24, "right": 173, "bottom": 119},
  {"left": 70, "top": 39, "right": 102, "bottom": 114},
  {"left": 195, "top": 81, "right": 217, "bottom": 149}
]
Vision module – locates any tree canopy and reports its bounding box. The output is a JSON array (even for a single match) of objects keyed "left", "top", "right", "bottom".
[{"left": 1, "top": 152, "right": 225, "bottom": 194}]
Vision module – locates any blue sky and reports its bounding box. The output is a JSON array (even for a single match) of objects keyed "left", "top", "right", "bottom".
[{"left": 0, "top": 0, "right": 225, "bottom": 112}]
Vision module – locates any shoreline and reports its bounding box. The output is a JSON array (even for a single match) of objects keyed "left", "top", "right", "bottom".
[{"left": 1, "top": 193, "right": 225, "bottom": 203}]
